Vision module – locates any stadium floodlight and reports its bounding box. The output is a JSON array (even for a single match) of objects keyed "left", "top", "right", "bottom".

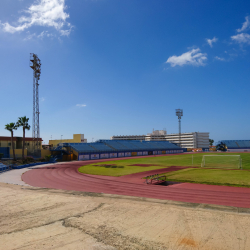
[
  {"left": 201, "top": 155, "right": 242, "bottom": 169},
  {"left": 30, "top": 53, "right": 41, "bottom": 154},
  {"left": 176, "top": 109, "right": 183, "bottom": 147}
]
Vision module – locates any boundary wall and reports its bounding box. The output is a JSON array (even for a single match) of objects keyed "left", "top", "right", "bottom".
[
  {"left": 227, "top": 149, "right": 250, "bottom": 152},
  {"left": 187, "top": 148, "right": 210, "bottom": 152},
  {"left": 10, "top": 149, "right": 27, "bottom": 159},
  {"left": 79, "top": 149, "right": 184, "bottom": 161},
  {"left": 0, "top": 147, "right": 10, "bottom": 158}
]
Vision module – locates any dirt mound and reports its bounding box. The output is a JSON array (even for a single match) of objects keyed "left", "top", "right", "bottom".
[{"left": 93, "top": 164, "right": 116, "bottom": 166}]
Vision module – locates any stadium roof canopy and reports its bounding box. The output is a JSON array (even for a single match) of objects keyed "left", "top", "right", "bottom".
[{"left": 62, "top": 140, "right": 181, "bottom": 154}]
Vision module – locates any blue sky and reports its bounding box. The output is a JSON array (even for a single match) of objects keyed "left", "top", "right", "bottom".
[{"left": 0, "top": 0, "right": 250, "bottom": 144}]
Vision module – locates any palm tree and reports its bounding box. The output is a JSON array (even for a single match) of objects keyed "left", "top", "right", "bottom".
[
  {"left": 17, "top": 116, "right": 30, "bottom": 160},
  {"left": 5, "top": 123, "right": 17, "bottom": 161}
]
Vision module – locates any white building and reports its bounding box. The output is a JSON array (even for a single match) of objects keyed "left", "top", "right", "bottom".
[
  {"left": 110, "top": 135, "right": 146, "bottom": 141},
  {"left": 111, "top": 130, "right": 209, "bottom": 148}
]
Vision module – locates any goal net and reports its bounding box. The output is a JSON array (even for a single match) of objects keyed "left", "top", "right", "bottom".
[{"left": 201, "top": 155, "right": 242, "bottom": 169}]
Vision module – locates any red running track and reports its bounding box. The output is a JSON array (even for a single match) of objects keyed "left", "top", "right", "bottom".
[{"left": 22, "top": 160, "right": 250, "bottom": 208}]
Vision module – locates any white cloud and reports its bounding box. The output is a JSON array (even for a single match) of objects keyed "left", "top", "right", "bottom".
[
  {"left": 37, "top": 31, "right": 45, "bottom": 38},
  {"left": 76, "top": 104, "right": 87, "bottom": 107},
  {"left": 0, "top": 0, "right": 72, "bottom": 36},
  {"left": 23, "top": 32, "right": 37, "bottom": 41},
  {"left": 215, "top": 56, "right": 225, "bottom": 61},
  {"left": 60, "top": 26, "right": 72, "bottom": 36},
  {"left": 37, "top": 31, "right": 54, "bottom": 38},
  {"left": 166, "top": 48, "right": 207, "bottom": 67},
  {"left": 237, "top": 16, "right": 250, "bottom": 32},
  {"left": 206, "top": 37, "right": 218, "bottom": 48},
  {"left": 40, "top": 97, "right": 45, "bottom": 102},
  {"left": 231, "top": 33, "right": 250, "bottom": 44}
]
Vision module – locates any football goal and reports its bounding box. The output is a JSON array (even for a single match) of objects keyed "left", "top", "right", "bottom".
[{"left": 201, "top": 155, "right": 242, "bottom": 169}]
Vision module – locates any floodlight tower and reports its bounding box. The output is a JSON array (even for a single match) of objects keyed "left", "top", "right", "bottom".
[
  {"left": 175, "top": 109, "right": 183, "bottom": 147},
  {"left": 30, "top": 53, "right": 41, "bottom": 152}
]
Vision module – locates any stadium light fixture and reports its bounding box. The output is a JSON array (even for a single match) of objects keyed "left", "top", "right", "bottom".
[
  {"left": 30, "top": 53, "right": 41, "bottom": 154},
  {"left": 176, "top": 109, "right": 183, "bottom": 147}
]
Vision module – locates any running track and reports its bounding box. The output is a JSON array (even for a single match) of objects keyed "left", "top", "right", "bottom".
[{"left": 22, "top": 158, "right": 250, "bottom": 208}]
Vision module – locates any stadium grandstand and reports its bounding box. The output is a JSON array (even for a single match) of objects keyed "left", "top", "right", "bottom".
[
  {"left": 219, "top": 140, "right": 250, "bottom": 152},
  {"left": 56, "top": 140, "right": 184, "bottom": 161}
]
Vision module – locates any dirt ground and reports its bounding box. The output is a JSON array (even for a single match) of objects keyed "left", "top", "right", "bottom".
[{"left": 1, "top": 182, "right": 250, "bottom": 250}]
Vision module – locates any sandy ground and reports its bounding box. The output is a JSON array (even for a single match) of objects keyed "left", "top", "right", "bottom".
[{"left": 1, "top": 183, "right": 250, "bottom": 250}]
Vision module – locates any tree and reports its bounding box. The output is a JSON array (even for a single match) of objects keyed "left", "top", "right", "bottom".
[
  {"left": 17, "top": 116, "right": 30, "bottom": 160},
  {"left": 5, "top": 123, "right": 17, "bottom": 161},
  {"left": 209, "top": 139, "right": 214, "bottom": 146}
]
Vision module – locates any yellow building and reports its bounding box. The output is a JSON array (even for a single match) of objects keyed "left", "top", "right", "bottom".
[
  {"left": 0, "top": 136, "right": 17, "bottom": 149},
  {"left": 0, "top": 136, "right": 42, "bottom": 150},
  {"left": 49, "top": 134, "right": 87, "bottom": 147},
  {"left": 0, "top": 136, "right": 43, "bottom": 158}
]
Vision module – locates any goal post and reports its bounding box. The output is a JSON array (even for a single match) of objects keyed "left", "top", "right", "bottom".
[{"left": 201, "top": 155, "right": 242, "bottom": 169}]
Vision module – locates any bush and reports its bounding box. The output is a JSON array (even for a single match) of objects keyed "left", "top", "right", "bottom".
[
  {"left": 44, "top": 155, "right": 52, "bottom": 161},
  {"left": 22, "top": 156, "right": 34, "bottom": 164},
  {"left": 26, "top": 156, "right": 34, "bottom": 162},
  {"left": 38, "top": 157, "right": 45, "bottom": 162}
]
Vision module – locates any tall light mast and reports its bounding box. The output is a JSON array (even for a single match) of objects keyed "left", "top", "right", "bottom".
[
  {"left": 30, "top": 53, "right": 41, "bottom": 153},
  {"left": 175, "top": 109, "right": 183, "bottom": 147}
]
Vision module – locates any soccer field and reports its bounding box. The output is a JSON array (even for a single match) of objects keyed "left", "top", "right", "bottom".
[
  {"left": 163, "top": 168, "right": 250, "bottom": 188},
  {"left": 78, "top": 152, "right": 250, "bottom": 177}
]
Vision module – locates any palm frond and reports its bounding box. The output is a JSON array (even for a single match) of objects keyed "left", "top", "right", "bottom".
[{"left": 5, "top": 123, "right": 17, "bottom": 132}]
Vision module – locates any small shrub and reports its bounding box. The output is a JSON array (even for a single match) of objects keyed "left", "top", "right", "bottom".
[
  {"left": 26, "top": 156, "right": 34, "bottom": 162},
  {"left": 22, "top": 156, "right": 34, "bottom": 164},
  {"left": 44, "top": 155, "right": 52, "bottom": 161},
  {"left": 22, "top": 159, "right": 27, "bottom": 164}
]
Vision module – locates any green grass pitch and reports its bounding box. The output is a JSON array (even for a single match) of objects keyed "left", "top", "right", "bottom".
[
  {"left": 78, "top": 152, "right": 250, "bottom": 178},
  {"left": 162, "top": 168, "right": 250, "bottom": 188}
]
